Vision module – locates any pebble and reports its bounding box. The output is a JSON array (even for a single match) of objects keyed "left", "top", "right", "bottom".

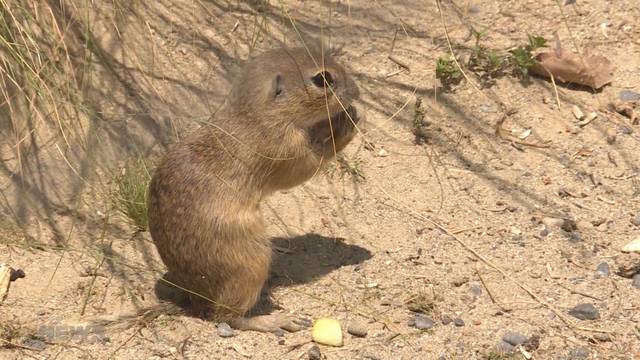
[
  {"left": 409, "top": 314, "right": 435, "bottom": 330},
  {"left": 347, "top": 321, "right": 368, "bottom": 337},
  {"left": 576, "top": 220, "right": 592, "bottom": 230},
  {"left": 308, "top": 345, "right": 322, "bottom": 360},
  {"left": 441, "top": 314, "right": 453, "bottom": 325},
  {"left": 568, "top": 231, "right": 582, "bottom": 242},
  {"left": 561, "top": 219, "right": 577, "bottom": 232},
  {"left": 453, "top": 317, "right": 465, "bottom": 327},
  {"left": 22, "top": 339, "right": 46, "bottom": 351},
  {"left": 622, "top": 236, "right": 640, "bottom": 253},
  {"left": 595, "top": 262, "right": 610, "bottom": 277},
  {"left": 502, "top": 331, "right": 528, "bottom": 346},
  {"left": 592, "top": 333, "right": 612, "bottom": 342},
  {"left": 631, "top": 214, "right": 640, "bottom": 227},
  {"left": 632, "top": 274, "right": 640, "bottom": 289},
  {"left": 496, "top": 340, "right": 515, "bottom": 353},
  {"left": 542, "top": 217, "right": 565, "bottom": 230},
  {"left": 470, "top": 283, "right": 483, "bottom": 296},
  {"left": 619, "top": 90, "right": 640, "bottom": 102},
  {"left": 568, "top": 346, "right": 590, "bottom": 360},
  {"left": 9, "top": 268, "right": 25, "bottom": 282},
  {"left": 606, "top": 128, "right": 617, "bottom": 144},
  {"left": 568, "top": 303, "right": 600, "bottom": 320},
  {"left": 216, "top": 322, "right": 235, "bottom": 338}
]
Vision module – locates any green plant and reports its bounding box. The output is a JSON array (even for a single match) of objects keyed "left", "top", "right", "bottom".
[
  {"left": 435, "top": 56, "right": 462, "bottom": 88},
  {"left": 335, "top": 155, "right": 365, "bottom": 181},
  {"left": 508, "top": 34, "right": 548, "bottom": 78},
  {"left": 112, "top": 156, "right": 152, "bottom": 231},
  {"left": 465, "top": 28, "right": 506, "bottom": 87}
]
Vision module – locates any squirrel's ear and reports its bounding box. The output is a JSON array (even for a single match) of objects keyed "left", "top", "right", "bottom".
[{"left": 272, "top": 74, "right": 284, "bottom": 100}]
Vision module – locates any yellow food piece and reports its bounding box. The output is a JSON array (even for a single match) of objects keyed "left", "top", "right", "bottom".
[{"left": 312, "top": 317, "right": 343, "bottom": 347}]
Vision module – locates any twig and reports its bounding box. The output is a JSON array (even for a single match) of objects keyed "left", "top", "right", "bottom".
[
  {"left": 0, "top": 338, "right": 42, "bottom": 351},
  {"left": 556, "top": 282, "right": 603, "bottom": 302},
  {"left": 388, "top": 55, "right": 410, "bottom": 71},
  {"left": 475, "top": 268, "right": 510, "bottom": 312}
]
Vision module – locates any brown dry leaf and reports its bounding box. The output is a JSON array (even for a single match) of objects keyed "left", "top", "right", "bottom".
[{"left": 530, "top": 37, "right": 614, "bottom": 89}]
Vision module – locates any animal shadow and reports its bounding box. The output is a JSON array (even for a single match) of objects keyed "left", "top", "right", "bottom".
[
  {"left": 153, "top": 233, "right": 372, "bottom": 316},
  {"left": 268, "top": 233, "right": 372, "bottom": 287}
]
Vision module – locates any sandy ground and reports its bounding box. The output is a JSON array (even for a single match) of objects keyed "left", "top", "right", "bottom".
[{"left": 2, "top": 0, "right": 640, "bottom": 359}]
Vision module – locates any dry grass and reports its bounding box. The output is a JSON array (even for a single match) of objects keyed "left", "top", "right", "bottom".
[{"left": 111, "top": 155, "right": 152, "bottom": 231}]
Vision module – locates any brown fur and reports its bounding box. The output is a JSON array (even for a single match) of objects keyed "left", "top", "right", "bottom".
[{"left": 147, "top": 47, "right": 360, "bottom": 326}]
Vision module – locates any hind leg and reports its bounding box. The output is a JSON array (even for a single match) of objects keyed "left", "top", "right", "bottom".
[{"left": 214, "top": 259, "right": 310, "bottom": 334}]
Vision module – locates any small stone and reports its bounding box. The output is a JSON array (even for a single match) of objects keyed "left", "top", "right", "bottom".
[
  {"left": 631, "top": 215, "right": 640, "bottom": 227},
  {"left": 592, "top": 333, "right": 612, "bottom": 342},
  {"left": 347, "top": 321, "right": 368, "bottom": 337},
  {"left": 441, "top": 314, "right": 453, "bottom": 325},
  {"left": 622, "top": 236, "right": 640, "bottom": 253},
  {"left": 568, "top": 303, "right": 600, "bottom": 320},
  {"left": 496, "top": 340, "right": 515, "bottom": 353},
  {"left": 561, "top": 219, "right": 577, "bottom": 232},
  {"left": 632, "top": 274, "right": 640, "bottom": 289},
  {"left": 502, "top": 331, "right": 528, "bottom": 346},
  {"left": 572, "top": 105, "right": 585, "bottom": 120},
  {"left": 216, "top": 322, "right": 235, "bottom": 338},
  {"left": 308, "top": 344, "right": 322, "bottom": 360},
  {"left": 453, "top": 317, "right": 465, "bottom": 327},
  {"left": 376, "top": 148, "right": 389, "bottom": 157},
  {"left": 22, "top": 338, "right": 46, "bottom": 351},
  {"left": 542, "top": 217, "right": 565, "bottom": 230},
  {"left": 595, "top": 262, "right": 610, "bottom": 277},
  {"left": 9, "top": 269, "right": 25, "bottom": 282},
  {"left": 606, "top": 128, "right": 617, "bottom": 144},
  {"left": 409, "top": 314, "right": 435, "bottom": 330},
  {"left": 596, "top": 222, "right": 608, "bottom": 232},
  {"left": 568, "top": 346, "right": 590, "bottom": 360},
  {"left": 568, "top": 231, "right": 582, "bottom": 242},
  {"left": 539, "top": 228, "right": 549, "bottom": 237},
  {"left": 470, "top": 283, "right": 483, "bottom": 296},
  {"left": 619, "top": 90, "right": 640, "bottom": 102},
  {"left": 576, "top": 221, "right": 592, "bottom": 230}
]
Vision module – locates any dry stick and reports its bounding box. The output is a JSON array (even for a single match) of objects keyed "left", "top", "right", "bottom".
[
  {"left": 376, "top": 185, "right": 611, "bottom": 334},
  {"left": 475, "top": 268, "right": 509, "bottom": 312},
  {"left": 0, "top": 338, "right": 42, "bottom": 352}
]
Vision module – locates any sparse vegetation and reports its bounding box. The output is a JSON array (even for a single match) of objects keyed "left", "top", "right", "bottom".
[
  {"left": 111, "top": 156, "right": 152, "bottom": 231},
  {"left": 435, "top": 56, "right": 463, "bottom": 88},
  {"left": 412, "top": 97, "right": 430, "bottom": 145},
  {"left": 436, "top": 32, "right": 548, "bottom": 89},
  {"left": 335, "top": 154, "right": 366, "bottom": 181},
  {"left": 508, "top": 34, "right": 548, "bottom": 78},
  {"left": 467, "top": 29, "right": 506, "bottom": 87}
]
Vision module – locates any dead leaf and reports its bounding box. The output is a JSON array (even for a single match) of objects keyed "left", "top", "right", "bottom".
[{"left": 530, "top": 37, "right": 614, "bottom": 89}]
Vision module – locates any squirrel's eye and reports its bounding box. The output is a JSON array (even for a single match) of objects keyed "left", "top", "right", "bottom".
[{"left": 311, "top": 71, "right": 334, "bottom": 88}]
